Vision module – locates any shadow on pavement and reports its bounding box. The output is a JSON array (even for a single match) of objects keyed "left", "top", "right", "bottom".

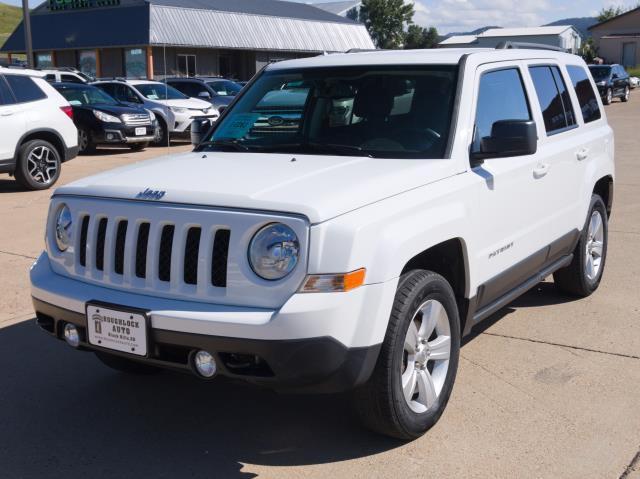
[{"left": 0, "top": 321, "right": 401, "bottom": 478}]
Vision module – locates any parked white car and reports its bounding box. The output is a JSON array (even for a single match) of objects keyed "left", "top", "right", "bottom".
[
  {"left": 41, "top": 68, "right": 92, "bottom": 84},
  {"left": 31, "top": 47, "right": 614, "bottom": 439},
  {"left": 93, "top": 79, "right": 218, "bottom": 145},
  {"left": 0, "top": 67, "right": 78, "bottom": 190},
  {"left": 630, "top": 76, "right": 639, "bottom": 89}
]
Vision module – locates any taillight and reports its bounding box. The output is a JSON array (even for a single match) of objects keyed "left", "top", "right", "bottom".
[{"left": 60, "top": 105, "right": 73, "bottom": 120}]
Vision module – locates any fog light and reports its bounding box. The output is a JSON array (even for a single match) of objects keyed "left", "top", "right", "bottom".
[
  {"left": 194, "top": 350, "right": 217, "bottom": 378},
  {"left": 63, "top": 323, "right": 80, "bottom": 348},
  {"left": 106, "top": 133, "right": 115, "bottom": 140}
]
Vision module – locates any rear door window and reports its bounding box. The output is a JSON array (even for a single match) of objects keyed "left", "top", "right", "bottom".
[
  {"left": 4, "top": 75, "right": 47, "bottom": 103},
  {"left": 566, "top": 65, "right": 602, "bottom": 124},
  {"left": 529, "top": 66, "right": 576, "bottom": 134},
  {"left": 0, "top": 76, "right": 15, "bottom": 105},
  {"left": 61, "top": 74, "right": 83, "bottom": 83}
]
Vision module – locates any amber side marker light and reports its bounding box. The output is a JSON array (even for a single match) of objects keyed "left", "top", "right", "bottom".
[{"left": 301, "top": 269, "right": 366, "bottom": 293}]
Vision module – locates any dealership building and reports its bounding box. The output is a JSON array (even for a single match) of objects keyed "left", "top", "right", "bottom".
[{"left": 1, "top": 0, "right": 374, "bottom": 80}]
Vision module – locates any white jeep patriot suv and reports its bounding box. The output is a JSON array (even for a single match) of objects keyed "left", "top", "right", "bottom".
[{"left": 31, "top": 47, "right": 614, "bottom": 439}]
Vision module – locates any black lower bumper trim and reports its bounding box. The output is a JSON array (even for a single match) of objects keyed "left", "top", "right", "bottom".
[{"left": 32, "top": 297, "right": 381, "bottom": 393}]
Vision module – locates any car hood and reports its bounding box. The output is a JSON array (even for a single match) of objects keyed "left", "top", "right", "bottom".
[
  {"left": 54, "top": 152, "right": 457, "bottom": 223},
  {"left": 79, "top": 103, "right": 148, "bottom": 116},
  {"left": 157, "top": 98, "right": 213, "bottom": 109}
]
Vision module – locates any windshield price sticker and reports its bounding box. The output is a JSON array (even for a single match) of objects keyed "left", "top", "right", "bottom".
[{"left": 215, "top": 113, "right": 260, "bottom": 139}]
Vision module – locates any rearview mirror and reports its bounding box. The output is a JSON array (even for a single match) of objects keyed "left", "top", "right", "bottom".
[
  {"left": 191, "top": 117, "right": 213, "bottom": 146},
  {"left": 471, "top": 120, "right": 537, "bottom": 165}
]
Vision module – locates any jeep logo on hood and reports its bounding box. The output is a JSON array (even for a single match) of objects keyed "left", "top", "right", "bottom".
[{"left": 136, "top": 188, "right": 166, "bottom": 201}]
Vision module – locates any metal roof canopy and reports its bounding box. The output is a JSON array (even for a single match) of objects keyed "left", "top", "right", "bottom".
[{"left": 2, "top": 0, "right": 374, "bottom": 53}]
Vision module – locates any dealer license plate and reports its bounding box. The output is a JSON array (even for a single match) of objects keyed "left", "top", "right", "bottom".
[
  {"left": 86, "top": 304, "right": 148, "bottom": 357},
  {"left": 135, "top": 127, "right": 147, "bottom": 136}
]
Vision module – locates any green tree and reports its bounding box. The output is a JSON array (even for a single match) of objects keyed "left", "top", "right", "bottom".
[
  {"left": 404, "top": 25, "right": 439, "bottom": 49},
  {"left": 346, "top": 6, "right": 360, "bottom": 22},
  {"left": 359, "top": 0, "right": 415, "bottom": 49},
  {"left": 597, "top": 5, "right": 625, "bottom": 22}
]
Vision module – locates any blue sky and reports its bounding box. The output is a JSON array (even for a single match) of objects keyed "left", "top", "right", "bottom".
[{"left": 3, "top": 0, "right": 639, "bottom": 34}]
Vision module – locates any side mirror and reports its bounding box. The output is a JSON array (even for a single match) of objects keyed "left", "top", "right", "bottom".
[
  {"left": 471, "top": 120, "right": 537, "bottom": 165},
  {"left": 191, "top": 117, "right": 212, "bottom": 146},
  {"left": 218, "top": 105, "right": 226, "bottom": 114},
  {"left": 198, "top": 91, "right": 212, "bottom": 100}
]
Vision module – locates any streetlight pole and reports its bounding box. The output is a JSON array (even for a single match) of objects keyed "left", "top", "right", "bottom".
[{"left": 22, "top": 0, "right": 34, "bottom": 68}]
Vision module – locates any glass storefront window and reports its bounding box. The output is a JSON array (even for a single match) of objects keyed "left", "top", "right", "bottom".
[
  {"left": 125, "top": 48, "right": 147, "bottom": 79},
  {"left": 35, "top": 52, "right": 53, "bottom": 69},
  {"left": 78, "top": 50, "right": 97, "bottom": 79}
]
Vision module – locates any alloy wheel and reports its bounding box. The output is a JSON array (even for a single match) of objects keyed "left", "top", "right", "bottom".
[
  {"left": 607, "top": 89, "right": 613, "bottom": 104},
  {"left": 27, "top": 145, "right": 58, "bottom": 185},
  {"left": 585, "top": 210, "right": 604, "bottom": 281},
  {"left": 401, "top": 299, "right": 451, "bottom": 414}
]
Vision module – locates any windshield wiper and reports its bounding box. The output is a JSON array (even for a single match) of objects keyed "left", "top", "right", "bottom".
[
  {"left": 198, "top": 139, "right": 250, "bottom": 152},
  {"left": 306, "top": 142, "right": 374, "bottom": 158}
]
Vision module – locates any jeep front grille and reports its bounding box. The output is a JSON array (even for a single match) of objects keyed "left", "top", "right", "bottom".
[
  {"left": 122, "top": 113, "right": 152, "bottom": 126},
  {"left": 77, "top": 214, "right": 230, "bottom": 288}
]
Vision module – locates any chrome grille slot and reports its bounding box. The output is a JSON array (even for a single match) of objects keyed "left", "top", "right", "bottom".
[
  {"left": 114, "top": 220, "right": 128, "bottom": 275},
  {"left": 184, "top": 227, "right": 201, "bottom": 285},
  {"left": 79, "top": 215, "right": 90, "bottom": 267},
  {"left": 122, "top": 113, "right": 152, "bottom": 126},
  {"left": 212, "top": 229, "right": 230, "bottom": 287},
  {"left": 95, "top": 218, "right": 108, "bottom": 271},
  {"left": 135, "top": 223, "right": 150, "bottom": 279},
  {"left": 158, "top": 225, "right": 175, "bottom": 282}
]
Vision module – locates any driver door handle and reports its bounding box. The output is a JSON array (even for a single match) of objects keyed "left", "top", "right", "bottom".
[
  {"left": 533, "top": 163, "right": 550, "bottom": 179},
  {"left": 577, "top": 148, "right": 589, "bottom": 161},
  {"left": 0, "top": 109, "right": 15, "bottom": 117}
]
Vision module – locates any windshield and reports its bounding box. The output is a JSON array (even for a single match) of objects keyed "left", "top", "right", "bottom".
[
  {"left": 136, "top": 83, "right": 187, "bottom": 100},
  {"left": 589, "top": 66, "right": 612, "bottom": 81},
  {"left": 204, "top": 65, "right": 458, "bottom": 159},
  {"left": 56, "top": 85, "right": 118, "bottom": 106},
  {"left": 206, "top": 80, "right": 242, "bottom": 96}
]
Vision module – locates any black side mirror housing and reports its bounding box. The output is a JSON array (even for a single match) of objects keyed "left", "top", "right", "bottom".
[
  {"left": 471, "top": 120, "right": 537, "bottom": 166},
  {"left": 191, "top": 117, "right": 213, "bottom": 146}
]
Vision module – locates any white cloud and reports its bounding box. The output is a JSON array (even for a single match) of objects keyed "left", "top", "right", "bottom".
[{"left": 410, "top": 0, "right": 555, "bottom": 34}]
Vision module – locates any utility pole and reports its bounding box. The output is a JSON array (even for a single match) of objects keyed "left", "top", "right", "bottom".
[{"left": 22, "top": 0, "right": 34, "bottom": 68}]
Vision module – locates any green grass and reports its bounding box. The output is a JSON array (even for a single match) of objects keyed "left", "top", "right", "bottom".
[
  {"left": 628, "top": 68, "right": 640, "bottom": 78},
  {"left": 0, "top": 1, "right": 21, "bottom": 45}
]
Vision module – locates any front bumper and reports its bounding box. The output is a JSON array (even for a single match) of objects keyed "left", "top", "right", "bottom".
[
  {"left": 31, "top": 253, "right": 397, "bottom": 392},
  {"left": 92, "top": 124, "right": 158, "bottom": 145},
  {"left": 173, "top": 114, "right": 218, "bottom": 133}
]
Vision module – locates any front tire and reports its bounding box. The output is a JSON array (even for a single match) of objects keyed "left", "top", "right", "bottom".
[
  {"left": 95, "top": 352, "right": 161, "bottom": 375},
  {"left": 604, "top": 88, "right": 613, "bottom": 105},
  {"left": 621, "top": 86, "right": 630, "bottom": 102},
  {"left": 554, "top": 195, "right": 608, "bottom": 297},
  {"left": 152, "top": 118, "right": 169, "bottom": 147},
  {"left": 14, "top": 139, "right": 61, "bottom": 191},
  {"left": 129, "top": 142, "right": 149, "bottom": 152},
  {"left": 354, "top": 270, "right": 460, "bottom": 440},
  {"left": 78, "top": 128, "right": 95, "bottom": 155}
]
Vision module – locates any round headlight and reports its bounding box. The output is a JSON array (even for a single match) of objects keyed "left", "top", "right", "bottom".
[
  {"left": 55, "top": 204, "right": 73, "bottom": 252},
  {"left": 249, "top": 223, "right": 300, "bottom": 281}
]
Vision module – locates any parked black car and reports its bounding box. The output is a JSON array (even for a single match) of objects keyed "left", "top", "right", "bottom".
[
  {"left": 588, "top": 64, "right": 631, "bottom": 105},
  {"left": 164, "top": 77, "right": 242, "bottom": 111},
  {"left": 53, "top": 83, "right": 158, "bottom": 154}
]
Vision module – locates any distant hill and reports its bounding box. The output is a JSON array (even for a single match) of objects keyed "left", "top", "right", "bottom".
[
  {"left": 0, "top": 1, "right": 21, "bottom": 46},
  {"left": 442, "top": 26, "right": 501, "bottom": 39},
  {"left": 544, "top": 17, "right": 598, "bottom": 38}
]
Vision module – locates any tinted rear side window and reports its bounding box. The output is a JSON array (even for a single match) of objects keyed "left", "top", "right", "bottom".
[
  {"left": 475, "top": 68, "right": 531, "bottom": 144},
  {"left": 0, "top": 76, "right": 15, "bottom": 105},
  {"left": 529, "top": 66, "right": 576, "bottom": 134},
  {"left": 4, "top": 75, "right": 47, "bottom": 103},
  {"left": 567, "top": 65, "right": 601, "bottom": 124}
]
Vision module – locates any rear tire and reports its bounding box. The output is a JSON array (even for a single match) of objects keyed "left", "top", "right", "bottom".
[
  {"left": 95, "top": 351, "right": 161, "bottom": 375},
  {"left": 554, "top": 195, "right": 608, "bottom": 297},
  {"left": 14, "top": 139, "right": 61, "bottom": 191},
  {"left": 353, "top": 270, "right": 460, "bottom": 440}
]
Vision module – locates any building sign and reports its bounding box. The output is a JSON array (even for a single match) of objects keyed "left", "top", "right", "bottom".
[{"left": 48, "top": 0, "right": 120, "bottom": 10}]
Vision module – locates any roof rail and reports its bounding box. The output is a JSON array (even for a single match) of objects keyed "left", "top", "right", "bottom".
[
  {"left": 345, "top": 48, "right": 378, "bottom": 53},
  {"left": 495, "top": 41, "right": 567, "bottom": 52}
]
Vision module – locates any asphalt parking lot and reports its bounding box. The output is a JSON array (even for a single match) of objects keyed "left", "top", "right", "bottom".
[{"left": 1, "top": 96, "right": 639, "bottom": 478}]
